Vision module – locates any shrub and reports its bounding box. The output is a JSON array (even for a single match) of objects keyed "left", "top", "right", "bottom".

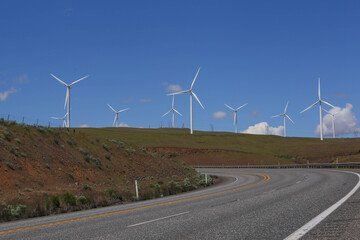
[
  {"left": 15, "top": 138, "right": 21, "bottom": 144},
  {"left": 6, "top": 162, "right": 15, "bottom": 170},
  {"left": 183, "top": 178, "right": 197, "bottom": 192},
  {"left": 53, "top": 138, "right": 59, "bottom": 144},
  {"left": 105, "top": 155, "right": 111, "bottom": 160},
  {"left": 10, "top": 147, "right": 16, "bottom": 155},
  {"left": 36, "top": 126, "right": 46, "bottom": 133},
  {"left": 51, "top": 196, "right": 60, "bottom": 208},
  {"left": 3, "top": 129, "right": 12, "bottom": 141},
  {"left": 77, "top": 195, "right": 90, "bottom": 205},
  {"left": 62, "top": 192, "right": 77, "bottom": 206},
  {"left": 20, "top": 152, "right": 27, "bottom": 158},
  {"left": 1, "top": 204, "right": 27, "bottom": 220},
  {"left": 45, "top": 163, "right": 50, "bottom": 169},
  {"left": 82, "top": 184, "right": 92, "bottom": 191},
  {"left": 104, "top": 189, "right": 122, "bottom": 200},
  {"left": 102, "top": 143, "right": 110, "bottom": 151}
]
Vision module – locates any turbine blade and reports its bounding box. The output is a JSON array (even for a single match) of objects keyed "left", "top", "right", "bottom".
[
  {"left": 167, "top": 90, "right": 190, "bottom": 96},
  {"left": 190, "top": 67, "right": 201, "bottom": 90},
  {"left": 63, "top": 112, "right": 68, "bottom": 118},
  {"left": 51, "top": 117, "right": 61, "bottom": 120},
  {"left": 192, "top": 91, "right": 204, "bottom": 109},
  {"left": 272, "top": 114, "right": 283, "bottom": 118},
  {"left": 118, "top": 108, "right": 130, "bottom": 113},
  {"left": 236, "top": 103, "right": 248, "bottom": 110},
  {"left": 162, "top": 109, "right": 172, "bottom": 117},
  {"left": 64, "top": 88, "right": 69, "bottom": 109},
  {"left": 322, "top": 100, "right": 335, "bottom": 109},
  {"left": 224, "top": 104, "right": 235, "bottom": 111},
  {"left": 70, "top": 75, "right": 89, "bottom": 86},
  {"left": 318, "top": 77, "right": 321, "bottom": 100},
  {"left": 51, "top": 74, "right": 68, "bottom": 86},
  {"left": 323, "top": 108, "right": 330, "bottom": 114},
  {"left": 174, "top": 109, "right": 182, "bottom": 116},
  {"left": 286, "top": 114, "right": 295, "bottom": 124},
  {"left": 300, "top": 101, "right": 319, "bottom": 113},
  {"left": 113, "top": 114, "right": 117, "bottom": 127},
  {"left": 107, "top": 104, "right": 116, "bottom": 113},
  {"left": 284, "top": 101, "right": 289, "bottom": 113}
]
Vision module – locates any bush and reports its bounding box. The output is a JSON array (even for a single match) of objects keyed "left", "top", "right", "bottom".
[
  {"left": 53, "top": 138, "right": 59, "bottom": 144},
  {"left": 183, "top": 178, "right": 197, "bottom": 192},
  {"left": 1, "top": 204, "right": 27, "bottom": 220},
  {"left": 102, "top": 143, "right": 110, "bottom": 151},
  {"left": 15, "top": 138, "right": 21, "bottom": 144},
  {"left": 62, "top": 192, "right": 77, "bottom": 206},
  {"left": 51, "top": 196, "right": 60, "bottom": 208},
  {"left": 105, "top": 155, "right": 111, "bottom": 160},
  {"left": 77, "top": 195, "right": 90, "bottom": 205},
  {"left": 82, "top": 184, "right": 92, "bottom": 191},
  {"left": 104, "top": 189, "right": 122, "bottom": 200}
]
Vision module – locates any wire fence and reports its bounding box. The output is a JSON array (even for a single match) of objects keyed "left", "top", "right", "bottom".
[{"left": 0, "top": 113, "right": 64, "bottom": 128}]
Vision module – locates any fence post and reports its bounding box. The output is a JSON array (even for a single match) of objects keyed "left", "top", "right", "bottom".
[
  {"left": 135, "top": 180, "right": 139, "bottom": 199},
  {"left": 205, "top": 173, "right": 208, "bottom": 185}
]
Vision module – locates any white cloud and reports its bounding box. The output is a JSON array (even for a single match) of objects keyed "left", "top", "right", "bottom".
[
  {"left": 315, "top": 103, "right": 360, "bottom": 136},
  {"left": 118, "top": 122, "right": 129, "bottom": 127},
  {"left": 139, "top": 98, "right": 152, "bottom": 103},
  {"left": 166, "top": 84, "right": 182, "bottom": 93},
  {"left": 0, "top": 88, "right": 16, "bottom": 101},
  {"left": 79, "top": 124, "right": 89, "bottom": 128},
  {"left": 212, "top": 111, "right": 227, "bottom": 120},
  {"left": 243, "top": 122, "right": 283, "bottom": 136}
]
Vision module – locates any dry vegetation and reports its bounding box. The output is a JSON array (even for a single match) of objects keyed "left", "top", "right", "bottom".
[{"left": 0, "top": 120, "right": 214, "bottom": 222}]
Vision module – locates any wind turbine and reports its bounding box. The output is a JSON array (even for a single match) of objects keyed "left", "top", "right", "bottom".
[
  {"left": 168, "top": 68, "right": 204, "bottom": 134},
  {"left": 162, "top": 95, "right": 182, "bottom": 128},
  {"left": 272, "top": 101, "right": 295, "bottom": 137},
  {"left": 51, "top": 113, "right": 68, "bottom": 128},
  {"left": 107, "top": 104, "right": 129, "bottom": 127},
  {"left": 300, "top": 78, "right": 335, "bottom": 141},
  {"left": 224, "top": 103, "right": 247, "bottom": 133},
  {"left": 323, "top": 108, "right": 338, "bottom": 138},
  {"left": 51, "top": 74, "right": 89, "bottom": 128}
]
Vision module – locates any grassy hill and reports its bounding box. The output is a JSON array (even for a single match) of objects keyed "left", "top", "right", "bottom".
[
  {"left": 81, "top": 127, "right": 360, "bottom": 166},
  {"left": 0, "top": 121, "right": 207, "bottom": 221},
  {"left": 1, "top": 122, "right": 359, "bottom": 221}
]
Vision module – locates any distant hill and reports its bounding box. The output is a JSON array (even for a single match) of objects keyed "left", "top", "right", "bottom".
[{"left": 81, "top": 127, "right": 360, "bottom": 166}]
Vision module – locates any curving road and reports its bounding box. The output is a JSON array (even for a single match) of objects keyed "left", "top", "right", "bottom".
[{"left": 0, "top": 169, "right": 359, "bottom": 239}]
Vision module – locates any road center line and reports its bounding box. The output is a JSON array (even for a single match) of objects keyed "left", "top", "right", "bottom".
[
  {"left": 285, "top": 171, "right": 360, "bottom": 240},
  {"left": 0, "top": 172, "right": 269, "bottom": 235},
  {"left": 127, "top": 211, "right": 189, "bottom": 228}
]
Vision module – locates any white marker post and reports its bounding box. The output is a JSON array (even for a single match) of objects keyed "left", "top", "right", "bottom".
[
  {"left": 205, "top": 174, "right": 208, "bottom": 185},
  {"left": 135, "top": 180, "right": 139, "bottom": 199}
]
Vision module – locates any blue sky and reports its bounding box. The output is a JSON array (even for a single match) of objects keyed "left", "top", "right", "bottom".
[{"left": 1, "top": 0, "right": 360, "bottom": 138}]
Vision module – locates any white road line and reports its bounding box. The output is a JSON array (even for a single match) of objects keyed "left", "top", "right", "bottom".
[
  {"left": 285, "top": 171, "right": 360, "bottom": 240},
  {"left": 127, "top": 212, "right": 189, "bottom": 228}
]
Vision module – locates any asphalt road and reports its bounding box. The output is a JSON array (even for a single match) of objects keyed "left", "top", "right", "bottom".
[{"left": 0, "top": 169, "right": 358, "bottom": 240}]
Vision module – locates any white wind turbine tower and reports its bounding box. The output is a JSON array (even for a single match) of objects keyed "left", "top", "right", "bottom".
[
  {"left": 224, "top": 103, "right": 247, "bottom": 133},
  {"left": 162, "top": 95, "right": 182, "bottom": 128},
  {"left": 300, "top": 78, "right": 335, "bottom": 141},
  {"left": 323, "top": 108, "right": 338, "bottom": 138},
  {"left": 51, "top": 74, "right": 89, "bottom": 128},
  {"left": 51, "top": 113, "right": 68, "bottom": 128},
  {"left": 168, "top": 68, "right": 204, "bottom": 134},
  {"left": 107, "top": 104, "right": 129, "bottom": 127},
  {"left": 272, "top": 101, "right": 295, "bottom": 137}
]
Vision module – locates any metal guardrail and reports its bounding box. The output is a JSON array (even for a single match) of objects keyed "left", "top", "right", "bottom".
[{"left": 192, "top": 162, "right": 360, "bottom": 169}]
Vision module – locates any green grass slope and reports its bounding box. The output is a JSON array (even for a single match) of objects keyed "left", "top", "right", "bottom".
[{"left": 81, "top": 127, "right": 360, "bottom": 165}]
